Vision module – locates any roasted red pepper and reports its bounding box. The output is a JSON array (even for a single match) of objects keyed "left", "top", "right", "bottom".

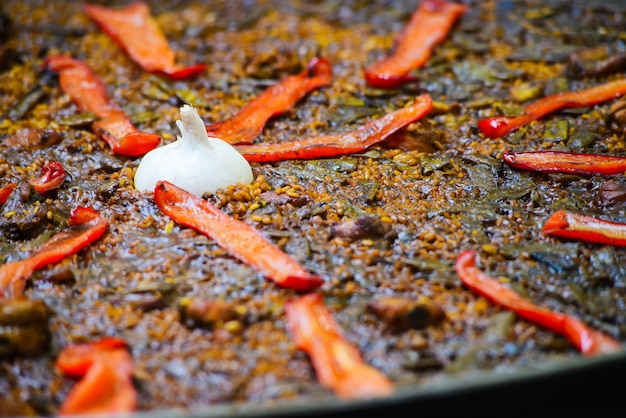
[
  {"left": 542, "top": 210, "right": 626, "bottom": 246},
  {"left": 154, "top": 181, "right": 324, "bottom": 291},
  {"left": 0, "top": 207, "right": 108, "bottom": 298},
  {"left": 29, "top": 161, "right": 67, "bottom": 194},
  {"left": 285, "top": 293, "right": 394, "bottom": 399},
  {"left": 56, "top": 337, "right": 136, "bottom": 416},
  {"left": 206, "top": 57, "right": 332, "bottom": 145},
  {"left": 503, "top": 150, "right": 626, "bottom": 176},
  {"left": 56, "top": 337, "right": 128, "bottom": 378},
  {"left": 364, "top": 0, "right": 467, "bottom": 89},
  {"left": 0, "top": 183, "right": 16, "bottom": 205},
  {"left": 455, "top": 250, "right": 621, "bottom": 356},
  {"left": 235, "top": 94, "right": 432, "bottom": 163},
  {"left": 42, "top": 56, "right": 161, "bottom": 157},
  {"left": 479, "top": 79, "right": 626, "bottom": 138},
  {"left": 83, "top": 1, "right": 206, "bottom": 79}
]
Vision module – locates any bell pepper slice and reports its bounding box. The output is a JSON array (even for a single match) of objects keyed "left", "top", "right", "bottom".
[
  {"left": 234, "top": 94, "right": 432, "bottom": 163},
  {"left": 454, "top": 250, "right": 621, "bottom": 356},
  {"left": 479, "top": 78, "right": 626, "bottom": 138},
  {"left": 542, "top": 210, "right": 626, "bottom": 246},
  {"left": 206, "top": 57, "right": 333, "bottom": 145},
  {"left": 503, "top": 150, "right": 626, "bottom": 176},
  {"left": 29, "top": 161, "right": 67, "bottom": 194},
  {"left": 285, "top": 293, "right": 394, "bottom": 399},
  {"left": 153, "top": 180, "right": 324, "bottom": 291},
  {"left": 42, "top": 56, "right": 161, "bottom": 157},
  {"left": 83, "top": 1, "right": 206, "bottom": 79},
  {"left": 0, "top": 206, "right": 108, "bottom": 298},
  {"left": 0, "top": 183, "right": 17, "bottom": 205},
  {"left": 57, "top": 339, "right": 136, "bottom": 416},
  {"left": 364, "top": 0, "right": 467, "bottom": 89},
  {"left": 56, "top": 337, "right": 128, "bottom": 378}
]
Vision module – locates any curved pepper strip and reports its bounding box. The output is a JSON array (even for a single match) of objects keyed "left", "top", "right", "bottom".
[
  {"left": 83, "top": 1, "right": 206, "bottom": 79},
  {"left": 542, "top": 210, "right": 626, "bottom": 246},
  {"left": 503, "top": 150, "right": 626, "bottom": 176},
  {"left": 285, "top": 293, "right": 394, "bottom": 399},
  {"left": 206, "top": 57, "right": 333, "bottom": 145},
  {"left": 154, "top": 181, "right": 324, "bottom": 291},
  {"left": 364, "top": 0, "right": 467, "bottom": 89},
  {"left": 56, "top": 337, "right": 136, "bottom": 416},
  {"left": 0, "top": 207, "right": 108, "bottom": 299},
  {"left": 42, "top": 56, "right": 161, "bottom": 157},
  {"left": 0, "top": 183, "right": 17, "bottom": 205},
  {"left": 29, "top": 161, "right": 67, "bottom": 194},
  {"left": 455, "top": 250, "right": 621, "bottom": 356},
  {"left": 479, "top": 78, "right": 626, "bottom": 138},
  {"left": 235, "top": 94, "right": 432, "bottom": 163}
]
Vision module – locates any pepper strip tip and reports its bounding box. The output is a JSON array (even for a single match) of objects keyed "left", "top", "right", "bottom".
[
  {"left": 542, "top": 210, "right": 626, "bottom": 246},
  {"left": 455, "top": 249, "right": 621, "bottom": 356}
]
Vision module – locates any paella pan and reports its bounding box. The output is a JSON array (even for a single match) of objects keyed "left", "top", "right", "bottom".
[{"left": 1, "top": 0, "right": 626, "bottom": 416}]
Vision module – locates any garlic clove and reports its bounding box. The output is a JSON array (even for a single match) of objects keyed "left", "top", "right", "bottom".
[{"left": 134, "top": 105, "right": 253, "bottom": 196}]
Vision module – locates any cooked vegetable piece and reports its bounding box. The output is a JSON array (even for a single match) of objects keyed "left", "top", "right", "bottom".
[
  {"left": 56, "top": 337, "right": 128, "bottom": 378},
  {"left": 0, "top": 207, "right": 108, "bottom": 298},
  {"left": 29, "top": 161, "right": 66, "bottom": 194},
  {"left": 364, "top": 0, "right": 467, "bottom": 89},
  {"left": 503, "top": 150, "right": 626, "bottom": 176},
  {"left": 83, "top": 1, "right": 206, "bottom": 79},
  {"left": 478, "top": 79, "right": 626, "bottom": 138},
  {"left": 285, "top": 293, "right": 394, "bottom": 398},
  {"left": 235, "top": 94, "right": 432, "bottom": 162},
  {"left": 134, "top": 104, "right": 253, "bottom": 196},
  {"left": 542, "top": 210, "right": 626, "bottom": 246},
  {"left": 454, "top": 250, "right": 621, "bottom": 356},
  {"left": 206, "top": 57, "right": 333, "bottom": 145},
  {"left": 153, "top": 181, "right": 324, "bottom": 291},
  {"left": 56, "top": 339, "right": 135, "bottom": 416},
  {"left": 42, "top": 56, "right": 161, "bottom": 156},
  {"left": 0, "top": 183, "right": 16, "bottom": 205}
]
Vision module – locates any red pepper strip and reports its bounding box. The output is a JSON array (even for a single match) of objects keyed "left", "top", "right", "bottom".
[
  {"left": 479, "top": 78, "right": 626, "bottom": 138},
  {"left": 454, "top": 250, "right": 621, "bottom": 356},
  {"left": 0, "top": 207, "right": 108, "bottom": 298},
  {"left": 57, "top": 340, "right": 136, "bottom": 416},
  {"left": 29, "top": 161, "right": 67, "bottom": 194},
  {"left": 56, "top": 337, "right": 128, "bottom": 378},
  {"left": 83, "top": 2, "right": 206, "bottom": 79},
  {"left": 206, "top": 57, "right": 333, "bottom": 145},
  {"left": 0, "top": 183, "right": 17, "bottom": 205},
  {"left": 154, "top": 181, "right": 324, "bottom": 291},
  {"left": 503, "top": 150, "right": 626, "bottom": 176},
  {"left": 42, "top": 56, "right": 161, "bottom": 156},
  {"left": 235, "top": 94, "right": 432, "bottom": 163},
  {"left": 364, "top": 0, "right": 467, "bottom": 89},
  {"left": 285, "top": 293, "right": 394, "bottom": 399},
  {"left": 542, "top": 209, "right": 626, "bottom": 246}
]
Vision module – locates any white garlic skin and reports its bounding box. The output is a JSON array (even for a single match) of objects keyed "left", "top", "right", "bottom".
[{"left": 134, "top": 105, "right": 253, "bottom": 196}]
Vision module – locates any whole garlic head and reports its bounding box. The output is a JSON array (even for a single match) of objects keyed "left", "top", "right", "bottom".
[{"left": 134, "top": 105, "right": 253, "bottom": 196}]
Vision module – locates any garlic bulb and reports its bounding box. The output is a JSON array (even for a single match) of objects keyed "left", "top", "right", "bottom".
[{"left": 134, "top": 105, "right": 253, "bottom": 196}]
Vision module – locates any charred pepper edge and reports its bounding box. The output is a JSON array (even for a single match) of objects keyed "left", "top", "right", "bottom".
[{"left": 454, "top": 249, "right": 621, "bottom": 356}]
